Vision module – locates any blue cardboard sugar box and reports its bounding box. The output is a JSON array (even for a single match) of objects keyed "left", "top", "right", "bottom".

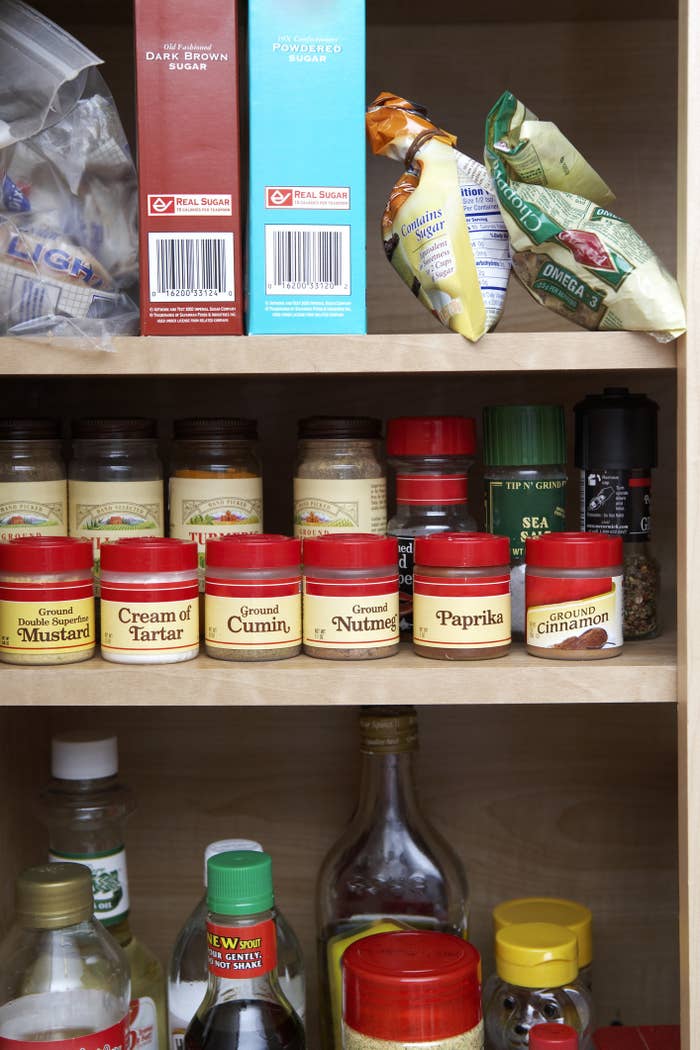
[{"left": 247, "top": 0, "right": 366, "bottom": 335}]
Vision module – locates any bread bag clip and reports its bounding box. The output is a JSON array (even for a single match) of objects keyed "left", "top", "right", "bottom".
[{"left": 366, "top": 92, "right": 510, "bottom": 343}]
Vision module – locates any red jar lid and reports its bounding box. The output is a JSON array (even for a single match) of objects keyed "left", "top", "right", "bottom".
[
  {"left": 387, "top": 417, "right": 477, "bottom": 456},
  {"left": 526, "top": 532, "right": 623, "bottom": 569},
  {"left": 0, "top": 537, "right": 93, "bottom": 574},
  {"left": 303, "top": 534, "right": 398, "bottom": 569},
  {"left": 206, "top": 535, "right": 301, "bottom": 570},
  {"left": 343, "top": 931, "right": 482, "bottom": 1043},
  {"left": 530, "top": 1025, "right": 580, "bottom": 1050},
  {"left": 415, "top": 532, "right": 510, "bottom": 568},
  {"left": 100, "top": 538, "right": 198, "bottom": 573}
]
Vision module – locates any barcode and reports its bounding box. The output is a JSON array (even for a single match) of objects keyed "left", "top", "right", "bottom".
[
  {"left": 148, "top": 232, "right": 234, "bottom": 302},
  {"left": 265, "top": 225, "right": 351, "bottom": 295}
]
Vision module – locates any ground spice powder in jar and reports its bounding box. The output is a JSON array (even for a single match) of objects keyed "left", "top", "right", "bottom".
[
  {"left": 526, "top": 533, "right": 624, "bottom": 659},
  {"left": 0, "top": 418, "right": 68, "bottom": 540},
  {"left": 100, "top": 538, "right": 199, "bottom": 664},
  {"left": 342, "top": 930, "right": 484, "bottom": 1050},
  {"left": 303, "top": 534, "right": 399, "bottom": 660},
  {"left": 205, "top": 534, "right": 302, "bottom": 661},
  {"left": 413, "top": 533, "right": 511, "bottom": 660},
  {"left": 0, "top": 536, "right": 95, "bottom": 665}
]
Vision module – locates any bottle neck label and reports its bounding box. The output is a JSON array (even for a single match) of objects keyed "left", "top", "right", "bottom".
[
  {"left": 206, "top": 918, "right": 277, "bottom": 980},
  {"left": 48, "top": 847, "right": 130, "bottom": 926},
  {"left": 396, "top": 474, "right": 467, "bottom": 506},
  {"left": 0, "top": 1018, "right": 128, "bottom": 1050}
]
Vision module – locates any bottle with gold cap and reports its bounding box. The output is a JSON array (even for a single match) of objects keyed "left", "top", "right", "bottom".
[
  {"left": 492, "top": 898, "right": 593, "bottom": 991},
  {"left": 38, "top": 731, "right": 167, "bottom": 1050},
  {"left": 483, "top": 922, "right": 592, "bottom": 1050},
  {"left": 316, "top": 706, "right": 469, "bottom": 1050},
  {"left": 0, "top": 862, "right": 129, "bottom": 1043}
]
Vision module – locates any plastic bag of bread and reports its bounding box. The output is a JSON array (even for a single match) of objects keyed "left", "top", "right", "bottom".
[
  {"left": 0, "top": 0, "right": 138, "bottom": 349},
  {"left": 366, "top": 92, "right": 511, "bottom": 342},
  {"left": 484, "top": 91, "right": 685, "bottom": 342}
]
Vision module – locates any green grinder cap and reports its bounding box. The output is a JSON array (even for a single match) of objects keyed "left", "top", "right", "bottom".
[
  {"left": 207, "top": 850, "right": 274, "bottom": 916},
  {"left": 483, "top": 405, "right": 566, "bottom": 466}
]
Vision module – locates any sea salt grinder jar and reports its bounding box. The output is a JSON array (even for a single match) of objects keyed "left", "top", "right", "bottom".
[
  {"left": 413, "top": 532, "right": 511, "bottom": 660},
  {"left": 342, "top": 930, "right": 484, "bottom": 1050},
  {"left": 0, "top": 536, "right": 95, "bottom": 665},
  {"left": 204, "top": 535, "right": 302, "bottom": 661},
  {"left": 302, "top": 534, "right": 399, "bottom": 660},
  {"left": 100, "top": 538, "right": 199, "bottom": 663}
]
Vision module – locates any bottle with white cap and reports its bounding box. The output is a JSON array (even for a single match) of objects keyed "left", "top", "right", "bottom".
[
  {"left": 39, "top": 730, "right": 167, "bottom": 1050},
  {"left": 168, "top": 840, "right": 305, "bottom": 1049}
]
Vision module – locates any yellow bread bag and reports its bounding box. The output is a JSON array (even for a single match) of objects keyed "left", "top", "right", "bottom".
[
  {"left": 366, "top": 92, "right": 510, "bottom": 342},
  {"left": 484, "top": 91, "right": 686, "bottom": 341}
]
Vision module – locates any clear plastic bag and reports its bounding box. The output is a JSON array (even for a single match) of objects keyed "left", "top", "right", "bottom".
[{"left": 0, "top": 2, "right": 139, "bottom": 350}]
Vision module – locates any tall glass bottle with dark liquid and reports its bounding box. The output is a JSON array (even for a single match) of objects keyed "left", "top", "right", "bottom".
[
  {"left": 185, "top": 850, "right": 304, "bottom": 1050},
  {"left": 316, "top": 706, "right": 470, "bottom": 1050}
]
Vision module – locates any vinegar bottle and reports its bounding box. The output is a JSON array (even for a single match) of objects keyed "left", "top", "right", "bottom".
[
  {"left": 316, "top": 706, "right": 469, "bottom": 1050},
  {"left": 39, "top": 731, "right": 167, "bottom": 1050},
  {"left": 0, "top": 862, "right": 129, "bottom": 1043},
  {"left": 185, "top": 850, "right": 304, "bottom": 1050}
]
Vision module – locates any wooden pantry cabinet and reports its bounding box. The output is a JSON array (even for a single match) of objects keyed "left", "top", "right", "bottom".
[{"left": 0, "top": 2, "right": 693, "bottom": 1048}]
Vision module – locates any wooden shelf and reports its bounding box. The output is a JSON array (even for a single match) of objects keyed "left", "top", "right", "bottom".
[
  {"left": 0, "top": 633, "right": 676, "bottom": 706},
  {"left": 0, "top": 331, "right": 677, "bottom": 377}
]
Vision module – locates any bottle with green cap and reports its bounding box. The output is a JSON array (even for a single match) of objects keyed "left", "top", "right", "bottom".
[
  {"left": 185, "top": 850, "right": 304, "bottom": 1050},
  {"left": 492, "top": 897, "right": 593, "bottom": 991},
  {"left": 483, "top": 405, "right": 568, "bottom": 636},
  {"left": 483, "top": 922, "right": 592, "bottom": 1050},
  {"left": 0, "top": 862, "right": 129, "bottom": 1044}
]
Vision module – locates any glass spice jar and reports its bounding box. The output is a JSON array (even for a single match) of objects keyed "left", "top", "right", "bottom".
[
  {"left": 293, "top": 416, "right": 386, "bottom": 538},
  {"left": 574, "top": 387, "right": 659, "bottom": 640},
  {"left": 169, "top": 417, "right": 263, "bottom": 573},
  {"left": 100, "top": 538, "right": 199, "bottom": 664},
  {"left": 204, "top": 535, "right": 302, "bottom": 661},
  {"left": 302, "top": 534, "right": 399, "bottom": 660},
  {"left": 0, "top": 418, "right": 68, "bottom": 541},
  {"left": 342, "top": 930, "right": 484, "bottom": 1050},
  {"left": 483, "top": 405, "right": 567, "bottom": 638},
  {"left": 68, "top": 418, "right": 164, "bottom": 570},
  {"left": 525, "top": 533, "right": 624, "bottom": 660},
  {"left": 386, "top": 416, "right": 477, "bottom": 633},
  {"left": 413, "top": 532, "right": 511, "bottom": 660},
  {"left": 0, "top": 536, "right": 95, "bottom": 665}
]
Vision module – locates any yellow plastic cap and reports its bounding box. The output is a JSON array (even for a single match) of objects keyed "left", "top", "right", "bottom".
[
  {"left": 493, "top": 897, "right": 593, "bottom": 969},
  {"left": 495, "top": 922, "right": 578, "bottom": 988}
]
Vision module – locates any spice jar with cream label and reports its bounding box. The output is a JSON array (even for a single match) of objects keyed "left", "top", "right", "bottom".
[
  {"left": 0, "top": 418, "right": 68, "bottom": 541},
  {"left": 413, "top": 532, "right": 511, "bottom": 660},
  {"left": 0, "top": 536, "right": 95, "bottom": 665},
  {"left": 525, "top": 533, "right": 624, "bottom": 659},
  {"left": 205, "top": 534, "right": 302, "bottom": 661},
  {"left": 302, "top": 534, "right": 399, "bottom": 660},
  {"left": 100, "top": 538, "right": 199, "bottom": 664}
]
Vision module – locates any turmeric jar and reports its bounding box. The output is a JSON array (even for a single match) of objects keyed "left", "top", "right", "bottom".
[{"left": 169, "top": 418, "right": 263, "bottom": 582}]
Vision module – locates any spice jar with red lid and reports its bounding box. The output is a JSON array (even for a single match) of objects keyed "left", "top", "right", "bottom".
[
  {"left": 100, "top": 537, "right": 199, "bottom": 664},
  {"left": 386, "top": 416, "right": 477, "bottom": 633},
  {"left": 0, "top": 536, "right": 95, "bottom": 665},
  {"left": 413, "top": 532, "right": 511, "bottom": 660},
  {"left": 342, "top": 929, "right": 484, "bottom": 1050},
  {"left": 205, "top": 534, "right": 302, "bottom": 662},
  {"left": 302, "top": 533, "right": 399, "bottom": 660},
  {"left": 525, "top": 533, "right": 624, "bottom": 659}
]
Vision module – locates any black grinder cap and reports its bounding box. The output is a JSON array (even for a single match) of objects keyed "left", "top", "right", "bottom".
[{"left": 574, "top": 387, "right": 658, "bottom": 470}]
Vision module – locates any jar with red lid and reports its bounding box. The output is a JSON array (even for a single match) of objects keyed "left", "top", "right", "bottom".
[
  {"left": 386, "top": 417, "right": 477, "bottom": 633},
  {"left": 525, "top": 533, "right": 624, "bottom": 659},
  {"left": 205, "top": 534, "right": 302, "bottom": 662},
  {"left": 100, "top": 538, "right": 199, "bottom": 664},
  {"left": 413, "top": 533, "right": 511, "bottom": 660},
  {"left": 342, "top": 930, "right": 484, "bottom": 1050},
  {"left": 302, "top": 534, "right": 399, "bottom": 660},
  {"left": 0, "top": 536, "right": 95, "bottom": 665}
]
